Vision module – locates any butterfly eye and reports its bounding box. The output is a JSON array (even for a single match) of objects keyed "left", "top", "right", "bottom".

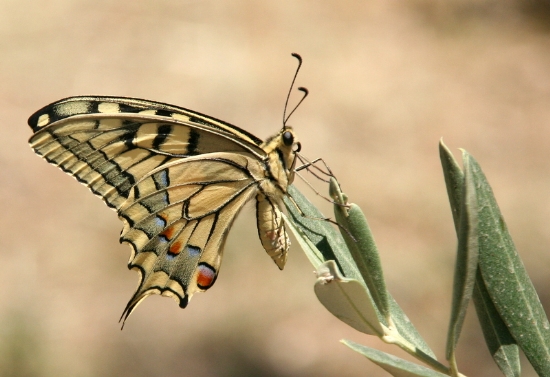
[
  {"left": 282, "top": 131, "right": 294, "bottom": 146},
  {"left": 294, "top": 142, "right": 301, "bottom": 153}
]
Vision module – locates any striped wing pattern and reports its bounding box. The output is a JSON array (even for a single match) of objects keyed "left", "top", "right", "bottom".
[
  {"left": 28, "top": 96, "right": 265, "bottom": 210},
  {"left": 28, "top": 96, "right": 295, "bottom": 323}
]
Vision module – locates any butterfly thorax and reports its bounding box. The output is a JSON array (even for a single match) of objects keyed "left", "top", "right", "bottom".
[{"left": 260, "top": 126, "right": 299, "bottom": 195}]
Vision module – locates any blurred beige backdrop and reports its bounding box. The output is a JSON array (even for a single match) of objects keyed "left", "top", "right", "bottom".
[{"left": 2, "top": 1, "right": 550, "bottom": 376}]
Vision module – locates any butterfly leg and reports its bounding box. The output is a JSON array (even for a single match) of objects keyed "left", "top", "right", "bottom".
[
  {"left": 295, "top": 155, "right": 335, "bottom": 182},
  {"left": 294, "top": 155, "right": 349, "bottom": 209}
]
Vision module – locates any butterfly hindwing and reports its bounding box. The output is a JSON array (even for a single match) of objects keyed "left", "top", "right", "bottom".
[{"left": 118, "top": 152, "right": 266, "bottom": 320}]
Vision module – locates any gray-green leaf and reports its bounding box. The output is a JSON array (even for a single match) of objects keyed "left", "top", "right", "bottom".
[
  {"left": 314, "top": 260, "right": 384, "bottom": 336},
  {"left": 342, "top": 340, "right": 449, "bottom": 377},
  {"left": 469, "top": 154, "right": 550, "bottom": 376},
  {"left": 445, "top": 152, "right": 479, "bottom": 362}
]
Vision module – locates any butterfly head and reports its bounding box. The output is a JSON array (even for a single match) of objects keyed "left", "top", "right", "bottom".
[{"left": 281, "top": 127, "right": 301, "bottom": 178}]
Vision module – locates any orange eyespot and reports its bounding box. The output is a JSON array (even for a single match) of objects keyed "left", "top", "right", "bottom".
[{"left": 196, "top": 263, "right": 216, "bottom": 289}]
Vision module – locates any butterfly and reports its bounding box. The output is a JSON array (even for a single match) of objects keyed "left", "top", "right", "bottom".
[{"left": 27, "top": 54, "right": 306, "bottom": 324}]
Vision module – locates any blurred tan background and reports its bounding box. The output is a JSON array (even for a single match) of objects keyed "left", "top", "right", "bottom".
[{"left": 2, "top": 1, "right": 550, "bottom": 376}]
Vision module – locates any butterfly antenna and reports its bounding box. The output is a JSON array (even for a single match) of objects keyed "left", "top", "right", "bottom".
[{"left": 283, "top": 53, "right": 309, "bottom": 126}]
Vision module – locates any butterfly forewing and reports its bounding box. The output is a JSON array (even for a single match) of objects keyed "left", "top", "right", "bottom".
[
  {"left": 29, "top": 96, "right": 266, "bottom": 209},
  {"left": 27, "top": 96, "right": 299, "bottom": 322}
]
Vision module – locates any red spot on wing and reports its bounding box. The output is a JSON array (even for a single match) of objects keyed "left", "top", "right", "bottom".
[
  {"left": 169, "top": 240, "right": 182, "bottom": 255},
  {"left": 196, "top": 264, "right": 216, "bottom": 289},
  {"left": 161, "top": 225, "right": 176, "bottom": 240}
]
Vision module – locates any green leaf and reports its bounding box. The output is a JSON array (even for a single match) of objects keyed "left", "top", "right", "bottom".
[
  {"left": 439, "top": 139, "right": 464, "bottom": 232},
  {"left": 445, "top": 152, "right": 479, "bottom": 362},
  {"left": 387, "top": 297, "right": 437, "bottom": 360},
  {"left": 314, "top": 260, "right": 384, "bottom": 336},
  {"left": 330, "top": 177, "right": 391, "bottom": 321},
  {"left": 469, "top": 153, "right": 550, "bottom": 376},
  {"left": 342, "top": 340, "right": 449, "bottom": 377},
  {"left": 473, "top": 270, "right": 520, "bottom": 377},
  {"left": 440, "top": 141, "right": 520, "bottom": 376}
]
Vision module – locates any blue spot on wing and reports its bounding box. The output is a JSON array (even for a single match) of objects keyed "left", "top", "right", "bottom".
[
  {"left": 187, "top": 245, "right": 201, "bottom": 257},
  {"left": 155, "top": 216, "right": 167, "bottom": 228},
  {"left": 154, "top": 170, "right": 169, "bottom": 189}
]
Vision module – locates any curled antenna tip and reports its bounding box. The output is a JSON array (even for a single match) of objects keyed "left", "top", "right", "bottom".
[
  {"left": 291, "top": 53, "right": 302, "bottom": 62},
  {"left": 283, "top": 87, "right": 309, "bottom": 125}
]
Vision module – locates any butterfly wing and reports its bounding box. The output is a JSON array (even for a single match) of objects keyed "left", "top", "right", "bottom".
[
  {"left": 117, "top": 152, "right": 265, "bottom": 322},
  {"left": 27, "top": 96, "right": 271, "bottom": 318},
  {"left": 28, "top": 96, "right": 266, "bottom": 210}
]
